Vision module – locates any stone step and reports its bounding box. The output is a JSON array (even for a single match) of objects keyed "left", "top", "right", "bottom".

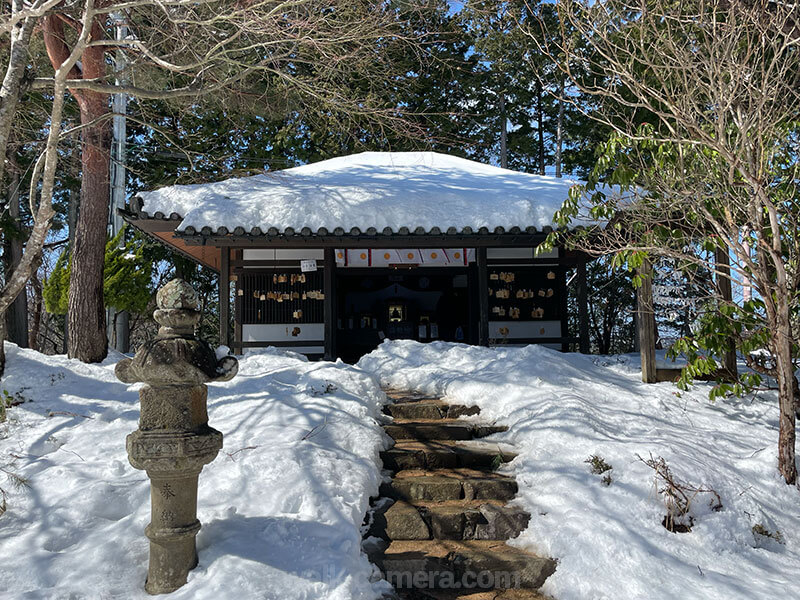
[
  {"left": 378, "top": 540, "right": 556, "bottom": 591},
  {"left": 383, "top": 469, "right": 518, "bottom": 502},
  {"left": 384, "top": 500, "right": 530, "bottom": 541},
  {"left": 381, "top": 441, "right": 517, "bottom": 472},
  {"left": 385, "top": 401, "right": 480, "bottom": 421},
  {"left": 384, "top": 420, "right": 507, "bottom": 442}
]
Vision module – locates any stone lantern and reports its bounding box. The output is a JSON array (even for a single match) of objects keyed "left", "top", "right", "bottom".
[{"left": 116, "top": 279, "right": 238, "bottom": 595}]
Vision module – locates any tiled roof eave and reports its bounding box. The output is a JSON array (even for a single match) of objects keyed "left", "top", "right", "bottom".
[{"left": 125, "top": 200, "right": 593, "bottom": 242}]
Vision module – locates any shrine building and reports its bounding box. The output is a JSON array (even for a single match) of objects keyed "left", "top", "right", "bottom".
[{"left": 123, "top": 152, "right": 592, "bottom": 361}]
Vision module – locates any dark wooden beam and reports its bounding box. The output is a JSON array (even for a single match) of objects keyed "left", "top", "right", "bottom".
[
  {"left": 477, "top": 247, "right": 489, "bottom": 346},
  {"left": 577, "top": 260, "right": 590, "bottom": 354},
  {"left": 323, "top": 248, "right": 337, "bottom": 361},
  {"left": 219, "top": 247, "right": 230, "bottom": 348},
  {"left": 637, "top": 259, "right": 657, "bottom": 383}
]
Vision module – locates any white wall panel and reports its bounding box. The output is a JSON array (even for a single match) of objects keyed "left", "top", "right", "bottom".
[
  {"left": 242, "top": 323, "right": 324, "bottom": 342},
  {"left": 243, "top": 249, "right": 324, "bottom": 261}
]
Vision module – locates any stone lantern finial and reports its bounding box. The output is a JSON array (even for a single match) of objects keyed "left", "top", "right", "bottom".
[{"left": 116, "top": 278, "right": 238, "bottom": 594}]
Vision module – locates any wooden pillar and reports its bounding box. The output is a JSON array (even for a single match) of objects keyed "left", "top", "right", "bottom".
[
  {"left": 715, "top": 246, "right": 738, "bottom": 379},
  {"left": 219, "top": 247, "right": 230, "bottom": 348},
  {"left": 5, "top": 171, "right": 27, "bottom": 348},
  {"left": 637, "top": 258, "right": 657, "bottom": 383},
  {"left": 577, "top": 260, "right": 590, "bottom": 354},
  {"left": 477, "top": 247, "right": 489, "bottom": 346},
  {"left": 323, "top": 248, "right": 337, "bottom": 361}
]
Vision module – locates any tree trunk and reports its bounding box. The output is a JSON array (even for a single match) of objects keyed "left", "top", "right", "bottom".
[
  {"left": 714, "top": 246, "right": 737, "bottom": 379},
  {"left": 5, "top": 168, "right": 28, "bottom": 347},
  {"left": 0, "top": 318, "right": 5, "bottom": 378},
  {"left": 28, "top": 270, "right": 42, "bottom": 351},
  {"left": 0, "top": 2, "right": 36, "bottom": 186},
  {"left": 65, "top": 187, "right": 78, "bottom": 350},
  {"left": 0, "top": 6, "right": 90, "bottom": 376},
  {"left": 67, "top": 92, "right": 111, "bottom": 362},
  {"left": 0, "top": 4, "right": 37, "bottom": 376},
  {"left": 46, "top": 8, "right": 113, "bottom": 364},
  {"left": 741, "top": 230, "right": 752, "bottom": 303},
  {"left": 637, "top": 260, "right": 657, "bottom": 383},
  {"left": 774, "top": 297, "right": 797, "bottom": 484}
]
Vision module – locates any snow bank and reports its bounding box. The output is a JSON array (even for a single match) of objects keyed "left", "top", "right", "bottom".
[
  {"left": 358, "top": 341, "right": 798, "bottom": 600},
  {"left": 138, "top": 152, "right": 592, "bottom": 234},
  {"left": 0, "top": 344, "right": 392, "bottom": 600}
]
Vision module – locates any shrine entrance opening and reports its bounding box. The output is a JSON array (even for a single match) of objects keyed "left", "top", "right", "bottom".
[{"left": 335, "top": 268, "right": 475, "bottom": 362}]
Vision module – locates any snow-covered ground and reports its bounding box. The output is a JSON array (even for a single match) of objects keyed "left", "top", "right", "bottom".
[
  {"left": 358, "top": 341, "right": 799, "bottom": 600},
  {"left": 2, "top": 339, "right": 797, "bottom": 600},
  {"left": 0, "top": 344, "right": 392, "bottom": 600}
]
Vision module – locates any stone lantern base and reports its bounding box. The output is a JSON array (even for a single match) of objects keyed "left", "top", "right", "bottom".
[
  {"left": 127, "top": 427, "right": 223, "bottom": 594},
  {"left": 116, "top": 279, "right": 237, "bottom": 595}
]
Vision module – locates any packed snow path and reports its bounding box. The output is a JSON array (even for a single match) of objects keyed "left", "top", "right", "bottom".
[{"left": 366, "top": 390, "right": 555, "bottom": 599}]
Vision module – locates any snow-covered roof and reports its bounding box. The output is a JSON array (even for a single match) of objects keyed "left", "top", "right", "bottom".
[{"left": 135, "top": 151, "right": 591, "bottom": 236}]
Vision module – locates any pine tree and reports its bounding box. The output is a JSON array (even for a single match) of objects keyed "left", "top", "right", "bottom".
[{"left": 44, "top": 229, "right": 153, "bottom": 327}]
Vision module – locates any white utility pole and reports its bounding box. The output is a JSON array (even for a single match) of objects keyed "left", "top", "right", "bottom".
[{"left": 109, "top": 12, "right": 129, "bottom": 352}]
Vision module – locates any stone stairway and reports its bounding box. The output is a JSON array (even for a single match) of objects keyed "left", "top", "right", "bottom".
[{"left": 366, "top": 391, "right": 556, "bottom": 600}]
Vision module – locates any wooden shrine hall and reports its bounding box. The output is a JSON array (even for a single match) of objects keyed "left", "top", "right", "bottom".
[{"left": 124, "top": 152, "right": 592, "bottom": 361}]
